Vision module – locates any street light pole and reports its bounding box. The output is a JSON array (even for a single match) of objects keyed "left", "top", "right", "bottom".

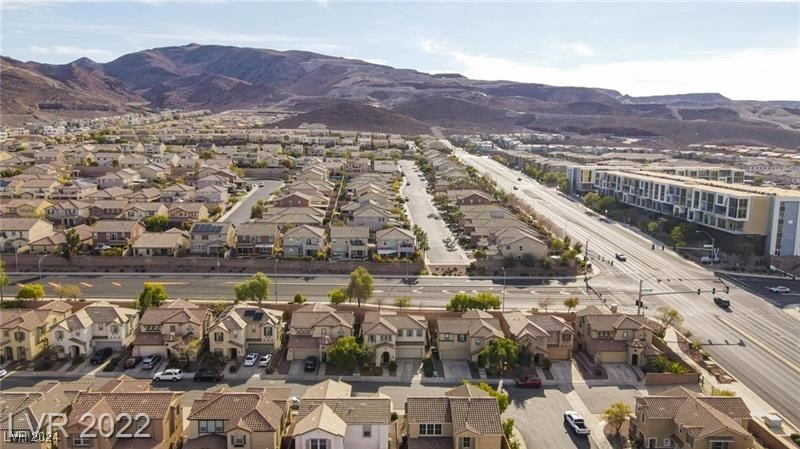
[
  {"left": 637, "top": 279, "right": 643, "bottom": 315},
  {"left": 38, "top": 254, "right": 48, "bottom": 283},
  {"left": 501, "top": 266, "right": 507, "bottom": 312},
  {"left": 273, "top": 257, "right": 279, "bottom": 304},
  {"left": 696, "top": 230, "right": 716, "bottom": 263}
]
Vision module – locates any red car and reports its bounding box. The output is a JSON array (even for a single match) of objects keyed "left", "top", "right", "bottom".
[{"left": 515, "top": 376, "right": 543, "bottom": 388}]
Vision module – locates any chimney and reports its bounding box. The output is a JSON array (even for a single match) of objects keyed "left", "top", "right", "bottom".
[{"left": 610, "top": 304, "right": 619, "bottom": 314}]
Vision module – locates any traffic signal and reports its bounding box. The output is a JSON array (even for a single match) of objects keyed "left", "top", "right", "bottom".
[
  {"left": 712, "top": 288, "right": 716, "bottom": 294},
  {"left": 725, "top": 286, "right": 730, "bottom": 294},
  {"left": 697, "top": 289, "right": 701, "bottom": 295}
]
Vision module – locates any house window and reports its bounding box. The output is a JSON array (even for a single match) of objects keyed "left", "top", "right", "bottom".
[
  {"left": 623, "top": 331, "right": 629, "bottom": 338},
  {"left": 72, "top": 436, "right": 91, "bottom": 446},
  {"left": 170, "top": 325, "right": 176, "bottom": 332},
  {"left": 457, "top": 334, "right": 467, "bottom": 342},
  {"left": 98, "top": 323, "right": 105, "bottom": 331},
  {"left": 416, "top": 329, "right": 423, "bottom": 337},
  {"left": 56, "top": 330, "right": 64, "bottom": 341},
  {"left": 321, "top": 328, "right": 327, "bottom": 336},
  {"left": 308, "top": 439, "right": 329, "bottom": 449},
  {"left": 647, "top": 438, "right": 656, "bottom": 448},
  {"left": 264, "top": 327, "right": 273, "bottom": 337},
  {"left": 232, "top": 434, "right": 246, "bottom": 447},
  {"left": 710, "top": 442, "right": 731, "bottom": 449},
  {"left": 443, "top": 333, "right": 451, "bottom": 341},
  {"left": 475, "top": 338, "right": 482, "bottom": 346},
  {"left": 398, "top": 330, "right": 403, "bottom": 337},
  {"left": 111, "top": 325, "right": 119, "bottom": 335},
  {"left": 461, "top": 437, "right": 472, "bottom": 448},
  {"left": 214, "top": 332, "right": 223, "bottom": 342},
  {"left": 14, "top": 331, "right": 25, "bottom": 341},
  {"left": 663, "top": 438, "right": 672, "bottom": 447},
  {"left": 362, "top": 424, "right": 372, "bottom": 438},
  {"left": 198, "top": 420, "right": 224, "bottom": 433},
  {"left": 419, "top": 424, "right": 442, "bottom": 436}
]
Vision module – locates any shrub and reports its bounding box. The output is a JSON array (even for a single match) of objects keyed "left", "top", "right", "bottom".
[
  {"left": 391, "top": 412, "right": 399, "bottom": 422},
  {"left": 541, "top": 357, "right": 552, "bottom": 370},
  {"left": 711, "top": 387, "right": 736, "bottom": 396},
  {"left": 387, "top": 360, "right": 397, "bottom": 372},
  {"left": 72, "top": 354, "right": 85, "bottom": 365},
  {"left": 422, "top": 358, "right": 434, "bottom": 377},
  {"left": 34, "top": 360, "right": 54, "bottom": 371},
  {"left": 645, "top": 355, "right": 688, "bottom": 374},
  {"left": 103, "top": 357, "right": 120, "bottom": 372}
]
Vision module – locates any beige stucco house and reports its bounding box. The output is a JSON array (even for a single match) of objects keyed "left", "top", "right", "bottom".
[
  {"left": 501, "top": 311, "right": 575, "bottom": 362},
  {"left": 362, "top": 311, "right": 427, "bottom": 365},
  {"left": 575, "top": 306, "right": 661, "bottom": 367},
  {"left": 0, "top": 301, "right": 72, "bottom": 362},
  {"left": 436, "top": 310, "right": 503, "bottom": 361},
  {"left": 132, "top": 299, "right": 212, "bottom": 360},
  {"left": 208, "top": 304, "right": 283, "bottom": 360},
  {"left": 286, "top": 303, "right": 354, "bottom": 362}
]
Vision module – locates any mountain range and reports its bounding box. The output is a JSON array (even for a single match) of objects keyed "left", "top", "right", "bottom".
[{"left": 3, "top": 43, "right": 800, "bottom": 148}]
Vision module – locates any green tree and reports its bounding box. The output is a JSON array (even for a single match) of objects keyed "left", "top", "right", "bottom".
[
  {"left": 603, "top": 402, "right": 632, "bottom": 435},
  {"left": 250, "top": 203, "right": 265, "bottom": 219},
  {"left": 599, "top": 195, "right": 616, "bottom": 211},
  {"left": 234, "top": 272, "right": 270, "bottom": 304},
  {"left": 583, "top": 192, "right": 602, "bottom": 211},
  {"left": 56, "top": 284, "right": 83, "bottom": 300},
  {"left": 0, "top": 261, "right": 8, "bottom": 303},
  {"left": 327, "top": 336, "right": 368, "bottom": 369},
  {"left": 346, "top": 266, "right": 374, "bottom": 308},
  {"left": 137, "top": 282, "right": 168, "bottom": 312},
  {"left": 63, "top": 228, "right": 82, "bottom": 258},
  {"left": 328, "top": 288, "right": 348, "bottom": 305},
  {"left": 471, "top": 382, "right": 509, "bottom": 413},
  {"left": 670, "top": 225, "right": 687, "bottom": 247},
  {"left": 655, "top": 306, "right": 684, "bottom": 337},
  {"left": 563, "top": 297, "right": 580, "bottom": 313},
  {"left": 479, "top": 338, "right": 519, "bottom": 371},
  {"left": 16, "top": 283, "right": 45, "bottom": 300},
  {"left": 446, "top": 292, "right": 501, "bottom": 311},
  {"left": 143, "top": 215, "right": 169, "bottom": 232},
  {"left": 292, "top": 293, "right": 307, "bottom": 304},
  {"left": 209, "top": 302, "right": 227, "bottom": 317},
  {"left": 394, "top": 296, "right": 412, "bottom": 309}
]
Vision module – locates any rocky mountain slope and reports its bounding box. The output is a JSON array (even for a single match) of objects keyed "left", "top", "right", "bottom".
[{"left": 3, "top": 44, "right": 800, "bottom": 148}]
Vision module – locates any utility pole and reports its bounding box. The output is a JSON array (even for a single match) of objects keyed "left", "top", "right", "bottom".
[{"left": 501, "top": 266, "right": 507, "bottom": 312}]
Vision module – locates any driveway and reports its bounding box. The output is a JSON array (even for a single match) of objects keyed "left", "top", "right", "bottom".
[
  {"left": 395, "top": 359, "right": 421, "bottom": 379},
  {"left": 550, "top": 361, "right": 577, "bottom": 384},
  {"left": 602, "top": 363, "right": 639, "bottom": 385},
  {"left": 506, "top": 387, "right": 597, "bottom": 449},
  {"left": 441, "top": 360, "right": 471, "bottom": 380},
  {"left": 399, "top": 160, "right": 469, "bottom": 267},
  {"left": 289, "top": 360, "right": 308, "bottom": 376}
]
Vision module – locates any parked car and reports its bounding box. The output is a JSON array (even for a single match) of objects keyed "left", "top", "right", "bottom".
[
  {"left": 0, "top": 367, "right": 7, "bottom": 378},
  {"left": 700, "top": 255, "right": 720, "bottom": 264},
  {"left": 517, "top": 177, "right": 522, "bottom": 181},
  {"left": 513, "top": 186, "right": 519, "bottom": 190},
  {"left": 258, "top": 354, "right": 272, "bottom": 367},
  {"left": 515, "top": 375, "right": 543, "bottom": 388},
  {"left": 244, "top": 353, "right": 259, "bottom": 367},
  {"left": 141, "top": 354, "right": 162, "bottom": 370},
  {"left": 615, "top": 253, "right": 627, "bottom": 262},
  {"left": 153, "top": 368, "right": 182, "bottom": 382},
  {"left": 123, "top": 357, "right": 141, "bottom": 369},
  {"left": 193, "top": 369, "right": 223, "bottom": 382},
  {"left": 769, "top": 286, "right": 791, "bottom": 293},
  {"left": 564, "top": 411, "right": 591, "bottom": 435},
  {"left": 89, "top": 348, "right": 113, "bottom": 365},
  {"left": 713, "top": 296, "right": 731, "bottom": 308},
  {"left": 304, "top": 356, "right": 318, "bottom": 372},
  {"left": 93, "top": 243, "right": 112, "bottom": 251}
]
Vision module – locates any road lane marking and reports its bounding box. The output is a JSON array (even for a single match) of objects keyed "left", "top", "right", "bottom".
[
  {"left": 717, "top": 316, "right": 800, "bottom": 375},
  {"left": 374, "top": 290, "right": 384, "bottom": 293},
  {"left": 80, "top": 282, "right": 93, "bottom": 288},
  {"left": 530, "top": 290, "right": 538, "bottom": 295},
  {"left": 111, "top": 282, "right": 121, "bottom": 287}
]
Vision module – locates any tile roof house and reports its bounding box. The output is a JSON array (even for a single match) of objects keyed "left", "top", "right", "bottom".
[
  {"left": 235, "top": 222, "right": 281, "bottom": 256},
  {"left": 133, "top": 299, "right": 212, "bottom": 360},
  {"left": 121, "top": 202, "right": 169, "bottom": 221},
  {"left": 126, "top": 187, "right": 162, "bottom": 202},
  {"left": 362, "top": 311, "right": 428, "bottom": 365},
  {"left": 286, "top": 303, "right": 355, "bottom": 362},
  {"left": 291, "top": 395, "right": 392, "bottom": 449},
  {"left": 349, "top": 204, "right": 395, "bottom": 232},
  {"left": 91, "top": 219, "right": 145, "bottom": 247},
  {"left": 160, "top": 183, "right": 195, "bottom": 203},
  {"left": 0, "top": 217, "right": 54, "bottom": 252},
  {"left": 130, "top": 229, "right": 190, "bottom": 257},
  {"left": 90, "top": 199, "right": 130, "bottom": 220},
  {"left": 189, "top": 222, "right": 235, "bottom": 255},
  {"left": 436, "top": 310, "right": 503, "bottom": 361},
  {"left": 49, "top": 301, "right": 138, "bottom": 356},
  {"left": 186, "top": 389, "right": 287, "bottom": 449},
  {"left": 281, "top": 224, "right": 325, "bottom": 258},
  {"left": 169, "top": 202, "right": 210, "bottom": 226},
  {"left": 329, "top": 226, "right": 369, "bottom": 259},
  {"left": 501, "top": 311, "right": 575, "bottom": 361},
  {"left": 45, "top": 199, "right": 91, "bottom": 226},
  {"left": 630, "top": 387, "right": 754, "bottom": 449},
  {"left": 375, "top": 227, "right": 416, "bottom": 259},
  {"left": 29, "top": 224, "right": 93, "bottom": 255},
  {"left": 64, "top": 384, "right": 183, "bottom": 449},
  {"left": 406, "top": 384, "right": 503, "bottom": 449},
  {"left": 1, "top": 198, "right": 52, "bottom": 218},
  {"left": 208, "top": 304, "right": 284, "bottom": 361},
  {"left": 575, "top": 306, "right": 661, "bottom": 368},
  {"left": 0, "top": 301, "right": 73, "bottom": 362},
  {"left": 446, "top": 189, "right": 495, "bottom": 206}
]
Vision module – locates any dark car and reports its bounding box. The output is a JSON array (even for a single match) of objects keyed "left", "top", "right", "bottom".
[
  {"left": 713, "top": 296, "right": 731, "bottom": 308},
  {"left": 615, "top": 253, "right": 627, "bottom": 262},
  {"left": 515, "top": 375, "right": 543, "bottom": 388},
  {"left": 89, "top": 348, "right": 113, "bottom": 364},
  {"left": 123, "top": 357, "right": 141, "bottom": 369},
  {"left": 304, "top": 356, "right": 318, "bottom": 372},
  {"left": 193, "top": 369, "right": 224, "bottom": 382}
]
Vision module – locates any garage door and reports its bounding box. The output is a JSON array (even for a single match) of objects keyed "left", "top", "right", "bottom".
[
  {"left": 397, "top": 346, "right": 424, "bottom": 359},
  {"left": 246, "top": 343, "right": 274, "bottom": 354},
  {"left": 288, "top": 348, "right": 318, "bottom": 361},
  {"left": 95, "top": 340, "right": 123, "bottom": 352}
]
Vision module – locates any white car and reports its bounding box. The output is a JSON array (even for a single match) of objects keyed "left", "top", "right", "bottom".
[
  {"left": 258, "top": 354, "right": 272, "bottom": 367},
  {"left": 0, "top": 368, "right": 8, "bottom": 378},
  {"left": 768, "top": 286, "right": 791, "bottom": 293},
  {"left": 153, "top": 368, "right": 182, "bottom": 382},
  {"left": 244, "top": 353, "right": 259, "bottom": 367}
]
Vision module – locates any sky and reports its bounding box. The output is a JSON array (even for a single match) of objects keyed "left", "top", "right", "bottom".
[{"left": 1, "top": 1, "right": 799, "bottom": 101}]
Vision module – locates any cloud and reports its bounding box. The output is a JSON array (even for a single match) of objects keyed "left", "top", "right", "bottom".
[
  {"left": 30, "top": 45, "right": 115, "bottom": 61},
  {"left": 561, "top": 42, "right": 596, "bottom": 57},
  {"left": 417, "top": 38, "right": 800, "bottom": 100}
]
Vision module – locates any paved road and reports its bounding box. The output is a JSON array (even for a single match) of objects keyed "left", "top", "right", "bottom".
[
  {"left": 505, "top": 386, "right": 597, "bottom": 449},
  {"left": 399, "top": 160, "right": 469, "bottom": 267},
  {"left": 457, "top": 150, "right": 800, "bottom": 427},
  {"left": 9, "top": 273, "right": 609, "bottom": 310},
  {"left": 225, "top": 179, "right": 283, "bottom": 224}
]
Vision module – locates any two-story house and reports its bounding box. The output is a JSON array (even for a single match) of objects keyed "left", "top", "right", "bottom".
[
  {"left": 292, "top": 395, "right": 392, "bottom": 449},
  {"left": 2, "top": 199, "right": 52, "bottom": 218},
  {"left": 501, "top": 311, "right": 575, "bottom": 362},
  {"left": 286, "top": 304, "right": 354, "bottom": 362},
  {"left": 375, "top": 227, "right": 416, "bottom": 259},
  {"left": 49, "top": 302, "right": 138, "bottom": 357},
  {"left": 362, "top": 311, "right": 427, "bottom": 365},
  {"left": 63, "top": 385, "right": 183, "bottom": 449},
  {"left": 186, "top": 389, "right": 286, "bottom": 449},
  {"left": 91, "top": 220, "right": 145, "bottom": 247},
  {"left": 29, "top": 224, "right": 93, "bottom": 255},
  {"left": 574, "top": 306, "right": 661, "bottom": 367},
  {"left": 121, "top": 202, "right": 169, "bottom": 221},
  {"left": 168, "top": 203, "right": 209, "bottom": 227},
  {"left": 160, "top": 183, "right": 195, "bottom": 203},
  {"left": 208, "top": 304, "right": 283, "bottom": 360},
  {"left": 281, "top": 224, "right": 325, "bottom": 257},
  {"left": 189, "top": 222, "right": 236, "bottom": 255},
  {"left": 630, "top": 387, "right": 754, "bottom": 449},
  {"left": 0, "top": 301, "right": 72, "bottom": 362},
  {"left": 406, "top": 385, "right": 503, "bottom": 449},
  {"left": 329, "top": 226, "right": 369, "bottom": 259},
  {"left": 132, "top": 299, "right": 212, "bottom": 360},
  {"left": 0, "top": 218, "right": 54, "bottom": 252},
  {"left": 130, "top": 229, "right": 190, "bottom": 257},
  {"left": 89, "top": 200, "right": 129, "bottom": 220},
  {"left": 45, "top": 200, "right": 91, "bottom": 227},
  {"left": 349, "top": 204, "right": 394, "bottom": 232},
  {"left": 235, "top": 222, "right": 281, "bottom": 256},
  {"left": 436, "top": 310, "right": 503, "bottom": 361}
]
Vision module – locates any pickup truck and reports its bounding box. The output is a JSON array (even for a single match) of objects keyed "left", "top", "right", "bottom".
[{"left": 564, "top": 411, "right": 591, "bottom": 436}]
